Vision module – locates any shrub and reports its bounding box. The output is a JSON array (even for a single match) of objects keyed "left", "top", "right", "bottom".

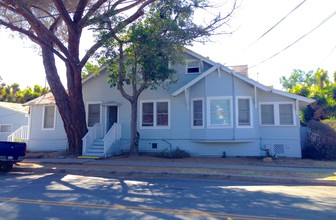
[
  {"left": 156, "top": 147, "right": 190, "bottom": 159},
  {"left": 302, "top": 120, "right": 336, "bottom": 160}
]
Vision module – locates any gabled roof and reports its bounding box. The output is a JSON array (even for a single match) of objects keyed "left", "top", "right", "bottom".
[
  {"left": 171, "top": 51, "right": 315, "bottom": 105},
  {"left": 0, "top": 102, "right": 29, "bottom": 114},
  {"left": 24, "top": 92, "right": 55, "bottom": 106}
]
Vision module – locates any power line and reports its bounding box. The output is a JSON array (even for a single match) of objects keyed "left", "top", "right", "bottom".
[
  {"left": 319, "top": 42, "right": 336, "bottom": 66},
  {"left": 243, "top": 0, "right": 307, "bottom": 51},
  {"left": 248, "top": 9, "right": 336, "bottom": 70}
]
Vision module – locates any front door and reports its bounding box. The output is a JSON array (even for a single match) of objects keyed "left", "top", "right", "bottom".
[{"left": 106, "top": 106, "right": 118, "bottom": 133}]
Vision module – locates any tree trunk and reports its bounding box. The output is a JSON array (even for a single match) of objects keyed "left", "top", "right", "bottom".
[
  {"left": 130, "top": 100, "right": 139, "bottom": 156},
  {"left": 41, "top": 47, "right": 87, "bottom": 155}
]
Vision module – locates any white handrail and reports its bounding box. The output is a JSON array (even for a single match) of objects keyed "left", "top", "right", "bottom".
[
  {"left": 7, "top": 126, "right": 29, "bottom": 142},
  {"left": 82, "top": 123, "right": 103, "bottom": 155},
  {"left": 103, "top": 123, "right": 121, "bottom": 156}
]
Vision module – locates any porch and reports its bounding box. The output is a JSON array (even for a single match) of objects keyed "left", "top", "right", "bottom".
[{"left": 82, "top": 123, "right": 122, "bottom": 157}]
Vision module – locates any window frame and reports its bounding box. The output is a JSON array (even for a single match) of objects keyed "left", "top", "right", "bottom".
[
  {"left": 86, "top": 102, "right": 102, "bottom": 127},
  {"left": 185, "top": 59, "right": 201, "bottom": 74},
  {"left": 0, "top": 124, "right": 13, "bottom": 133},
  {"left": 42, "top": 105, "right": 56, "bottom": 130},
  {"left": 259, "top": 102, "right": 296, "bottom": 126},
  {"left": 140, "top": 100, "right": 170, "bottom": 129},
  {"left": 207, "top": 96, "right": 233, "bottom": 128},
  {"left": 191, "top": 98, "right": 204, "bottom": 129},
  {"left": 236, "top": 96, "right": 253, "bottom": 128}
]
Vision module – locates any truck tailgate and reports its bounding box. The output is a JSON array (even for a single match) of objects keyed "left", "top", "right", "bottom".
[{"left": 0, "top": 141, "right": 26, "bottom": 158}]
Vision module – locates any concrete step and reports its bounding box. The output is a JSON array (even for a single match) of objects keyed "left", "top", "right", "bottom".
[
  {"left": 83, "top": 151, "right": 104, "bottom": 157},
  {"left": 87, "top": 148, "right": 103, "bottom": 153},
  {"left": 93, "top": 139, "right": 104, "bottom": 146}
]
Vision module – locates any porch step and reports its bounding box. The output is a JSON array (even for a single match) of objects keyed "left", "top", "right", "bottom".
[{"left": 92, "top": 139, "right": 104, "bottom": 146}]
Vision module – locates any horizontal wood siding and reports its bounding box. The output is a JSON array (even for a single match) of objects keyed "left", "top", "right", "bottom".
[
  {"left": 28, "top": 105, "right": 67, "bottom": 151},
  {"left": 0, "top": 107, "right": 28, "bottom": 141},
  {"left": 257, "top": 89, "right": 302, "bottom": 157}
]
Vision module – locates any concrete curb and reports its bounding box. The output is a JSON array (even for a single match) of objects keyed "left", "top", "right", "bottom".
[{"left": 15, "top": 166, "right": 336, "bottom": 186}]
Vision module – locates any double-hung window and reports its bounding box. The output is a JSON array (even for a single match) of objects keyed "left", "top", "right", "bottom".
[
  {"left": 207, "top": 97, "right": 232, "bottom": 127},
  {"left": 87, "top": 103, "right": 101, "bottom": 127},
  {"left": 141, "top": 100, "right": 169, "bottom": 128},
  {"left": 43, "top": 105, "right": 55, "bottom": 129},
  {"left": 237, "top": 97, "right": 252, "bottom": 127},
  {"left": 260, "top": 103, "right": 295, "bottom": 126},
  {"left": 192, "top": 99, "right": 204, "bottom": 127}
]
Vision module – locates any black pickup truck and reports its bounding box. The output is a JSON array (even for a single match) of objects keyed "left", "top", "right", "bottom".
[{"left": 0, "top": 141, "right": 26, "bottom": 172}]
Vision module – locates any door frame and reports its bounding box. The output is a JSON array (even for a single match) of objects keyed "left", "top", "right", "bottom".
[{"left": 104, "top": 104, "right": 119, "bottom": 134}]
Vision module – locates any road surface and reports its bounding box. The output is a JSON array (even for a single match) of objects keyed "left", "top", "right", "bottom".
[{"left": 0, "top": 172, "right": 335, "bottom": 219}]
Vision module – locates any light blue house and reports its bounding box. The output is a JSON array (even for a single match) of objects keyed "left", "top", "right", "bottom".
[
  {"left": 0, "top": 102, "right": 28, "bottom": 141},
  {"left": 21, "top": 49, "right": 314, "bottom": 157}
]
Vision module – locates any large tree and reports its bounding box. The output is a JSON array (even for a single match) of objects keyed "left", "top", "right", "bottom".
[
  {"left": 0, "top": 0, "right": 235, "bottom": 155},
  {"left": 0, "top": 0, "right": 166, "bottom": 155},
  {"left": 98, "top": 0, "right": 235, "bottom": 155}
]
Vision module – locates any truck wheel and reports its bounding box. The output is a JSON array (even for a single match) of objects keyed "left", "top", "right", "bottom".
[{"left": 0, "top": 163, "right": 13, "bottom": 172}]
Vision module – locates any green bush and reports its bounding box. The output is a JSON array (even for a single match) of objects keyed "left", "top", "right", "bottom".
[
  {"left": 302, "top": 120, "right": 336, "bottom": 160},
  {"left": 156, "top": 147, "right": 190, "bottom": 159}
]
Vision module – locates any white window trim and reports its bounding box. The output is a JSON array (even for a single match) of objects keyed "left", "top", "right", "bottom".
[
  {"left": 86, "top": 101, "right": 102, "bottom": 127},
  {"left": 207, "top": 96, "right": 233, "bottom": 129},
  {"left": 259, "top": 102, "right": 296, "bottom": 126},
  {"left": 42, "top": 105, "right": 56, "bottom": 130},
  {"left": 140, "top": 99, "right": 170, "bottom": 129},
  {"left": 191, "top": 98, "right": 204, "bottom": 129},
  {"left": 236, "top": 96, "right": 253, "bottom": 128},
  {"left": 185, "top": 59, "right": 201, "bottom": 74},
  {"left": 0, "top": 124, "right": 13, "bottom": 133}
]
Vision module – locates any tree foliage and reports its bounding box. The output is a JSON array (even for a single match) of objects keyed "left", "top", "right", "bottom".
[
  {"left": 97, "top": 0, "right": 236, "bottom": 155},
  {"left": 280, "top": 68, "right": 336, "bottom": 124},
  {"left": 0, "top": 78, "right": 49, "bottom": 103},
  {"left": 0, "top": 0, "right": 183, "bottom": 155}
]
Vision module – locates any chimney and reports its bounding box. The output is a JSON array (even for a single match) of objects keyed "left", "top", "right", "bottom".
[{"left": 230, "top": 65, "right": 248, "bottom": 77}]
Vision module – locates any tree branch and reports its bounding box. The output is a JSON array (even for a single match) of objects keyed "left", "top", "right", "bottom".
[
  {"left": 0, "top": 18, "right": 67, "bottom": 62},
  {"left": 52, "top": 0, "right": 75, "bottom": 32},
  {"left": 73, "top": 0, "right": 89, "bottom": 23}
]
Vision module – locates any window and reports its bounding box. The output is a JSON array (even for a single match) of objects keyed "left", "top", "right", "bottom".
[
  {"left": 157, "top": 102, "right": 168, "bottom": 126},
  {"left": 260, "top": 103, "right": 294, "bottom": 126},
  {"left": 208, "top": 97, "right": 232, "bottom": 127},
  {"left": 192, "top": 99, "right": 203, "bottom": 127},
  {"left": 279, "top": 104, "right": 293, "bottom": 125},
  {"left": 0, "top": 124, "right": 12, "bottom": 133},
  {"left": 88, "top": 104, "right": 101, "bottom": 127},
  {"left": 43, "top": 105, "right": 55, "bottom": 129},
  {"left": 186, "top": 60, "right": 201, "bottom": 74},
  {"left": 141, "top": 100, "right": 169, "bottom": 128},
  {"left": 142, "top": 102, "right": 154, "bottom": 126},
  {"left": 261, "top": 104, "right": 274, "bottom": 125},
  {"left": 237, "top": 98, "right": 252, "bottom": 126}
]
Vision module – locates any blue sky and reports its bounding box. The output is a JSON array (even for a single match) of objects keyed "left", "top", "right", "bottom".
[{"left": 1, "top": 0, "right": 336, "bottom": 89}]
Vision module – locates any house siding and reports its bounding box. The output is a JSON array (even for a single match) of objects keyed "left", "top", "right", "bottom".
[
  {"left": 27, "top": 105, "right": 67, "bottom": 151},
  {"left": 0, "top": 107, "right": 28, "bottom": 141},
  {"left": 26, "top": 50, "right": 310, "bottom": 158}
]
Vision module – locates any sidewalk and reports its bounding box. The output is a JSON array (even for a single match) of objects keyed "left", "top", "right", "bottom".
[{"left": 16, "top": 155, "right": 336, "bottom": 186}]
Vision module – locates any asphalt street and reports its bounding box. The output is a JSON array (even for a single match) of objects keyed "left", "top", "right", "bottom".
[{"left": 0, "top": 172, "right": 335, "bottom": 220}]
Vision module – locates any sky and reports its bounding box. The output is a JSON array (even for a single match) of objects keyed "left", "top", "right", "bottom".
[{"left": 1, "top": 0, "right": 336, "bottom": 90}]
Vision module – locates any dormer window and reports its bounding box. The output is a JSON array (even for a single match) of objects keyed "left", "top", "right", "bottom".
[{"left": 186, "top": 60, "right": 201, "bottom": 74}]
